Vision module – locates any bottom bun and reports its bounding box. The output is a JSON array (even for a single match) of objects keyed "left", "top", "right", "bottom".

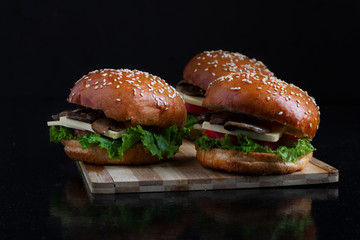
[
  {"left": 196, "top": 147, "right": 312, "bottom": 175},
  {"left": 62, "top": 139, "right": 162, "bottom": 165}
]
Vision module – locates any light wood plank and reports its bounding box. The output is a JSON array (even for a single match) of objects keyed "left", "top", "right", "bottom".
[{"left": 77, "top": 141, "right": 339, "bottom": 194}]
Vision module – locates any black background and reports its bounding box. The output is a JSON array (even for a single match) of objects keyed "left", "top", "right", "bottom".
[
  {"left": 2, "top": 0, "right": 359, "bottom": 105},
  {"left": 1, "top": 1, "right": 360, "bottom": 239}
]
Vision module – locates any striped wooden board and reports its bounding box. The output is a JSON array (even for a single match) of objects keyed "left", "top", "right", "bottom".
[{"left": 77, "top": 140, "right": 339, "bottom": 194}]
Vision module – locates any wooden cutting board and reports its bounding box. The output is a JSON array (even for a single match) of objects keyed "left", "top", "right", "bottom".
[{"left": 77, "top": 140, "right": 339, "bottom": 194}]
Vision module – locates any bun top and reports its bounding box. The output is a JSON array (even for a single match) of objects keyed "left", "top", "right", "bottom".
[
  {"left": 68, "top": 69, "right": 187, "bottom": 128},
  {"left": 203, "top": 72, "right": 320, "bottom": 138},
  {"left": 183, "top": 50, "right": 274, "bottom": 90}
]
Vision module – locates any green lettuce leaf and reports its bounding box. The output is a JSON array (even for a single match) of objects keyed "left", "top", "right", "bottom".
[
  {"left": 184, "top": 113, "right": 198, "bottom": 129},
  {"left": 49, "top": 126, "right": 75, "bottom": 142},
  {"left": 78, "top": 133, "right": 123, "bottom": 159},
  {"left": 183, "top": 113, "right": 201, "bottom": 140},
  {"left": 121, "top": 125, "right": 184, "bottom": 159},
  {"left": 49, "top": 125, "right": 186, "bottom": 160},
  {"left": 195, "top": 134, "right": 315, "bottom": 163}
]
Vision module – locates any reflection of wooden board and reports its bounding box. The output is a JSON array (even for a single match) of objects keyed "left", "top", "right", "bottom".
[{"left": 76, "top": 140, "right": 339, "bottom": 194}]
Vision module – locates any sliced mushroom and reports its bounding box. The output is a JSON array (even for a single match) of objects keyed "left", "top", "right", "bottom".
[
  {"left": 91, "top": 118, "right": 125, "bottom": 134},
  {"left": 209, "top": 112, "right": 235, "bottom": 125},
  {"left": 52, "top": 110, "right": 72, "bottom": 121},
  {"left": 109, "top": 120, "right": 127, "bottom": 132},
  {"left": 197, "top": 112, "right": 212, "bottom": 124},
  {"left": 67, "top": 108, "right": 105, "bottom": 123},
  {"left": 176, "top": 80, "right": 205, "bottom": 96},
  {"left": 224, "top": 121, "right": 270, "bottom": 134}
]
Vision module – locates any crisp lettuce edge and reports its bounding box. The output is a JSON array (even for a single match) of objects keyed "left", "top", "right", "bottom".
[
  {"left": 194, "top": 134, "right": 316, "bottom": 163},
  {"left": 49, "top": 125, "right": 186, "bottom": 160}
]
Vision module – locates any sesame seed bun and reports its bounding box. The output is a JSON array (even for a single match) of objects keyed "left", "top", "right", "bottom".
[
  {"left": 194, "top": 59, "right": 319, "bottom": 175},
  {"left": 56, "top": 69, "right": 187, "bottom": 165},
  {"left": 203, "top": 72, "right": 320, "bottom": 138},
  {"left": 68, "top": 69, "right": 186, "bottom": 128},
  {"left": 183, "top": 50, "right": 274, "bottom": 90},
  {"left": 196, "top": 146, "right": 313, "bottom": 175}
]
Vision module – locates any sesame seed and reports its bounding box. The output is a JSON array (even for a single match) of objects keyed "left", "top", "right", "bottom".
[
  {"left": 266, "top": 97, "right": 270, "bottom": 101},
  {"left": 116, "top": 98, "right": 121, "bottom": 101},
  {"left": 230, "top": 87, "right": 241, "bottom": 90},
  {"left": 242, "top": 79, "right": 252, "bottom": 84},
  {"left": 278, "top": 111, "right": 283, "bottom": 115}
]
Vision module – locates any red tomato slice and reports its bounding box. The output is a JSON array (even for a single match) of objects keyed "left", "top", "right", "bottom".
[
  {"left": 254, "top": 140, "right": 280, "bottom": 150},
  {"left": 254, "top": 135, "right": 298, "bottom": 150},
  {"left": 74, "top": 129, "right": 91, "bottom": 136},
  {"left": 185, "top": 103, "right": 209, "bottom": 115},
  {"left": 204, "top": 130, "right": 238, "bottom": 144}
]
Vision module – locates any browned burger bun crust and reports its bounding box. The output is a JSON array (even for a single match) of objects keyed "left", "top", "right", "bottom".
[
  {"left": 196, "top": 147, "right": 313, "bottom": 175},
  {"left": 68, "top": 69, "right": 186, "bottom": 129},
  {"left": 49, "top": 69, "right": 187, "bottom": 165},
  {"left": 183, "top": 50, "right": 274, "bottom": 90},
  {"left": 62, "top": 140, "right": 161, "bottom": 165},
  {"left": 203, "top": 72, "right": 320, "bottom": 138},
  {"left": 195, "top": 65, "right": 320, "bottom": 175}
]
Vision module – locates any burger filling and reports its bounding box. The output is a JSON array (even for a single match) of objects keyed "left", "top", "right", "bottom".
[
  {"left": 176, "top": 80, "right": 208, "bottom": 136},
  {"left": 193, "top": 111, "right": 315, "bottom": 163},
  {"left": 48, "top": 108, "right": 186, "bottom": 160}
]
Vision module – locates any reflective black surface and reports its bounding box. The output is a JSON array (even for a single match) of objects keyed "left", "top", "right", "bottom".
[
  {"left": 51, "top": 180, "right": 334, "bottom": 240},
  {"left": 1, "top": 98, "right": 359, "bottom": 239},
  {"left": 2, "top": 1, "right": 359, "bottom": 238}
]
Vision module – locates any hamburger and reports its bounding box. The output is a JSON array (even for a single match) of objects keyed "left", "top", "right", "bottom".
[
  {"left": 47, "top": 69, "right": 187, "bottom": 165},
  {"left": 176, "top": 50, "right": 274, "bottom": 134},
  {"left": 193, "top": 70, "right": 320, "bottom": 175}
]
